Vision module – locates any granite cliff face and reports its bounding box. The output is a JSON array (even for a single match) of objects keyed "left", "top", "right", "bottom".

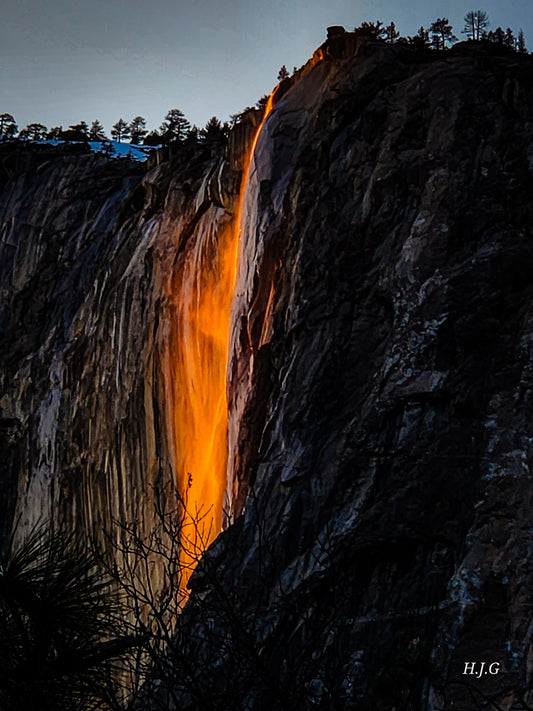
[
  {"left": 2, "top": 36, "right": 533, "bottom": 710},
  {"left": 0, "top": 131, "right": 251, "bottom": 559}
]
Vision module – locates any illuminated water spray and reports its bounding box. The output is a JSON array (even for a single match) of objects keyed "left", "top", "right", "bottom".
[{"left": 173, "top": 95, "right": 274, "bottom": 582}]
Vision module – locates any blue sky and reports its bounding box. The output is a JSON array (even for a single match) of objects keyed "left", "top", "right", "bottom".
[{"left": 1, "top": 0, "right": 531, "bottom": 135}]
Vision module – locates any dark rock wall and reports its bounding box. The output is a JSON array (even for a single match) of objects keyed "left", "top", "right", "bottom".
[
  {"left": 194, "top": 45, "right": 533, "bottom": 709},
  {"left": 0, "top": 149, "right": 150, "bottom": 541}
]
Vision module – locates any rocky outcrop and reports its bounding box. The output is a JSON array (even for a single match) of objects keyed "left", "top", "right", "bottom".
[{"left": 2, "top": 37, "right": 533, "bottom": 711}]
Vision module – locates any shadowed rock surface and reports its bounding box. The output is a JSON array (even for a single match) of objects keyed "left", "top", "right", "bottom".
[
  {"left": 2, "top": 38, "right": 533, "bottom": 710},
  {"left": 183, "top": 42, "right": 533, "bottom": 710}
]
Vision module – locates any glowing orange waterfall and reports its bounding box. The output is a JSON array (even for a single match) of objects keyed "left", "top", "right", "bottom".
[{"left": 174, "top": 95, "right": 274, "bottom": 584}]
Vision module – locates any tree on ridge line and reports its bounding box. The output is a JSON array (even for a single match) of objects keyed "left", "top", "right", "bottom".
[
  {"left": 463, "top": 9, "right": 490, "bottom": 40},
  {"left": 430, "top": 17, "right": 457, "bottom": 49}
]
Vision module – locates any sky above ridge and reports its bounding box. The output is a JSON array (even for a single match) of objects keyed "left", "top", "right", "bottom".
[{"left": 1, "top": 0, "right": 532, "bottom": 136}]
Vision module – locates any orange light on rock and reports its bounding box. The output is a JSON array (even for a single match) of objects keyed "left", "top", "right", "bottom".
[{"left": 173, "top": 96, "right": 275, "bottom": 587}]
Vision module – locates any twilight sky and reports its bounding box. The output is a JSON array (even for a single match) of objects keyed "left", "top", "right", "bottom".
[{"left": 1, "top": 0, "right": 532, "bottom": 136}]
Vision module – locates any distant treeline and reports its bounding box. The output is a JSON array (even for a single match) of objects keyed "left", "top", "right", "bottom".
[
  {"left": 1, "top": 10, "right": 528, "bottom": 147},
  {"left": 349, "top": 10, "right": 527, "bottom": 51},
  {"left": 0, "top": 111, "right": 230, "bottom": 148}
]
